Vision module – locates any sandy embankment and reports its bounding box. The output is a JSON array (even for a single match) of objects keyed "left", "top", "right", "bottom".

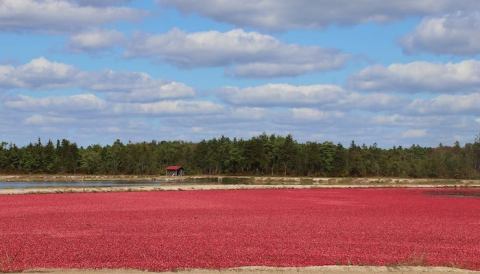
[
  {"left": 1, "top": 175, "right": 480, "bottom": 195},
  {"left": 15, "top": 266, "right": 480, "bottom": 274},
  {"left": 1, "top": 183, "right": 480, "bottom": 195},
  {"left": 1, "top": 174, "right": 480, "bottom": 185}
]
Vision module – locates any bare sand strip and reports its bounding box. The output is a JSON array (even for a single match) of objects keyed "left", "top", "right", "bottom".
[
  {"left": 1, "top": 174, "right": 480, "bottom": 185},
  {"left": 1, "top": 183, "right": 480, "bottom": 195},
  {"left": 16, "top": 266, "right": 480, "bottom": 274}
]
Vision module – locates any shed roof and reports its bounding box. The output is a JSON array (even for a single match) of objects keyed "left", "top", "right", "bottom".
[{"left": 166, "top": 165, "right": 183, "bottom": 171}]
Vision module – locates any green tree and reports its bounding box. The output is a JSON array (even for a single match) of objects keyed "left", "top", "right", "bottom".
[
  {"left": 80, "top": 145, "right": 103, "bottom": 174},
  {"left": 279, "top": 135, "right": 297, "bottom": 176}
]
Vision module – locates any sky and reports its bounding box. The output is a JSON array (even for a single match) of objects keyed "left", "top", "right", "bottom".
[{"left": 0, "top": 0, "right": 480, "bottom": 147}]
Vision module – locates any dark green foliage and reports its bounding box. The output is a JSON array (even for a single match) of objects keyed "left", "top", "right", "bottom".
[{"left": 0, "top": 134, "right": 479, "bottom": 179}]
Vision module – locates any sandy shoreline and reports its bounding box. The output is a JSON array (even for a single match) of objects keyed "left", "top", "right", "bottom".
[
  {"left": 1, "top": 174, "right": 480, "bottom": 184},
  {"left": 15, "top": 266, "right": 480, "bottom": 274}
]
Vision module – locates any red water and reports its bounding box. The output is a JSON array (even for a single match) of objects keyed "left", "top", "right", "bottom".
[{"left": 0, "top": 188, "right": 479, "bottom": 271}]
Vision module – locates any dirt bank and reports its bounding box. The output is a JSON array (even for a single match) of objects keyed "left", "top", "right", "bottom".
[{"left": 1, "top": 183, "right": 480, "bottom": 195}]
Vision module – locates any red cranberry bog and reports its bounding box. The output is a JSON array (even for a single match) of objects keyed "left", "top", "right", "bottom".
[{"left": 1, "top": 188, "right": 479, "bottom": 272}]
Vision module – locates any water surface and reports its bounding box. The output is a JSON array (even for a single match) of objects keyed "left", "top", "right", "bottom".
[{"left": 0, "top": 181, "right": 161, "bottom": 189}]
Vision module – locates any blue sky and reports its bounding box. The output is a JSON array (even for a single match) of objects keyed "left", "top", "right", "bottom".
[{"left": 0, "top": 0, "right": 479, "bottom": 147}]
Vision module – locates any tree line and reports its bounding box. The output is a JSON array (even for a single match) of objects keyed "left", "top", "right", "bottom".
[{"left": 1, "top": 134, "right": 480, "bottom": 179}]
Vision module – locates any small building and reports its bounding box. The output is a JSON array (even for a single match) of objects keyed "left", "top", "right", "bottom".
[{"left": 166, "top": 165, "right": 184, "bottom": 176}]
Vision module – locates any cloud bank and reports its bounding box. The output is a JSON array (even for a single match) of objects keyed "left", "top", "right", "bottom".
[
  {"left": 158, "top": 0, "right": 480, "bottom": 30},
  {"left": 402, "top": 12, "right": 480, "bottom": 56},
  {"left": 0, "top": 0, "right": 144, "bottom": 33},
  {"left": 126, "top": 29, "right": 349, "bottom": 77},
  {"left": 350, "top": 60, "right": 480, "bottom": 93},
  {"left": 0, "top": 57, "right": 195, "bottom": 101}
]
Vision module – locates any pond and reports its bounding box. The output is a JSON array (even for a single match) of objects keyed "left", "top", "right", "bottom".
[
  {"left": 0, "top": 177, "right": 277, "bottom": 189},
  {"left": 0, "top": 181, "right": 162, "bottom": 189},
  {"left": 0, "top": 177, "right": 255, "bottom": 189}
]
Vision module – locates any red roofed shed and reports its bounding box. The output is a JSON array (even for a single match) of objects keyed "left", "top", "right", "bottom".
[{"left": 166, "top": 165, "right": 184, "bottom": 176}]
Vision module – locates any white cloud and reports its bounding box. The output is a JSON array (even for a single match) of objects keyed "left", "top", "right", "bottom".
[
  {"left": 338, "top": 92, "right": 404, "bottom": 111},
  {"left": 5, "top": 94, "right": 106, "bottom": 112},
  {"left": 4, "top": 93, "right": 224, "bottom": 118},
  {"left": 291, "top": 108, "right": 344, "bottom": 121},
  {"left": 68, "top": 29, "right": 125, "bottom": 52},
  {"left": 157, "top": 0, "right": 480, "bottom": 30},
  {"left": 126, "top": 28, "right": 348, "bottom": 77},
  {"left": 220, "top": 84, "right": 346, "bottom": 107},
  {"left": 373, "top": 114, "right": 408, "bottom": 126},
  {"left": 24, "top": 114, "right": 75, "bottom": 126},
  {"left": 112, "top": 100, "right": 224, "bottom": 116},
  {"left": 371, "top": 114, "right": 451, "bottom": 129},
  {"left": 408, "top": 93, "right": 480, "bottom": 115},
  {"left": 402, "top": 12, "right": 480, "bottom": 56},
  {"left": 219, "top": 83, "right": 401, "bottom": 111},
  {"left": 350, "top": 60, "right": 480, "bottom": 93},
  {"left": 73, "top": 0, "right": 133, "bottom": 6},
  {"left": 229, "top": 107, "right": 267, "bottom": 120},
  {"left": 0, "top": 0, "right": 145, "bottom": 33},
  {"left": 402, "top": 129, "right": 428, "bottom": 138},
  {"left": 87, "top": 70, "right": 195, "bottom": 101},
  {"left": 105, "top": 82, "right": 194, "bottom": 102},
  {"left": 0, "top": 57, "right": 79, "bottom": 90},
  {"left": 0, "top": 57, "right": 195, "bottom": 101}
]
